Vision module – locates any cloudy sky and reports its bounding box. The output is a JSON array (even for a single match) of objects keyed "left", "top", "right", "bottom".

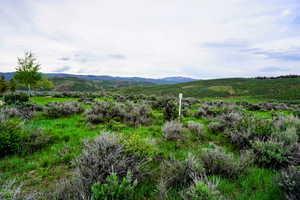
[{"left": 1, "top": 0, "right": 300, "bottom": 79}]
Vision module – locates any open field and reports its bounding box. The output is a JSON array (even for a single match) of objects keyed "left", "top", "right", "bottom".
[{"left": 1, "top": 92, "right": 300, "bottom": 199}]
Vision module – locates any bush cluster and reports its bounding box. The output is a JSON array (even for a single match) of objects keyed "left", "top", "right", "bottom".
[
  {"left": 91, "top": 172, "right": 138, "bottom": 200},
  {"left": 86, "top": 101, "right": 153, "bottom": 126},
  {"left": 0, "top": 102, "right": 43, "bottom": 120},
  {"left": 3, "top": 93, "right": 29, "bottom": 105},
  {"left": 158, "top": 155, "right": 205, "bottom": 198},
  {"left": 45, "top": 101, "right": 84, "bottom": 118},
  {"left": 0, "top": 119, "right": 56, "bottom": 158},
  {"left": 187, "top": 121, "right": 205, "bottom": 138},
  {"left": 55, "top": 133, "right": 146, "bottom": 199},
  {"left": 279, "top": 166, "right": 300, "bottom": 200},
  {"left": 162, "top": 120, "right": 185, "bottom": 141},
  {"left": 180, "top": 176, "right": 223, "bottom": 200},
  {"left": 226, "top": 114, "right": 300, "bottom": 168},
  {"left": 200, "top": 144, "right": 252, "bottom": 178}
]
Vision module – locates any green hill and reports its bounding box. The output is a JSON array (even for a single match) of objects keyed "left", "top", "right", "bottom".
[
  {"left": 118, "top": 77, "right": 300, "bottom": 100},
  {"left": 49, "top": 76, "right": 155, "bottom": 91}
]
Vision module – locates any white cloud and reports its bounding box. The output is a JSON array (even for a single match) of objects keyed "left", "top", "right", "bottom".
[{"left": 1, "top": 0, "right": 300, "bottom": 78}]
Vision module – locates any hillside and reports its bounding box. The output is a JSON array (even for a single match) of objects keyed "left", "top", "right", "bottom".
[
  {"left": 0, "top": 72, "right": 197, "bottom": 84},
  {"left": 49, "top": 76, "right": 154, "bottom": 91},
  {"left": 118, "top": 77, "right": 300, "bottom": 100}
]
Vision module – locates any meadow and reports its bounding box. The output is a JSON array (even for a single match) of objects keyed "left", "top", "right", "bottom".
[{"left": 0, "top": 92, "right": 300, "bottom": 200}]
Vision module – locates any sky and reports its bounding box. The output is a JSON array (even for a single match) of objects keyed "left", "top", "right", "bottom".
[{"left": 1, "top": 0, "right": 300, "bottom": 79}]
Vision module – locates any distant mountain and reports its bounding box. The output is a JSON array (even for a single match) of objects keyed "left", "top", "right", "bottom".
[{"left": 0, "top": 72, "right": 197, "bottom": 85}]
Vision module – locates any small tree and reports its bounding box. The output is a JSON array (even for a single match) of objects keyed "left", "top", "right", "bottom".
[
  {"left": 8, "top": 79, "right": 17, "bottom": 93},
  {"left": 14, "top": 52, "right": 43, "bottom": 95},
  {"left": 0, "top": 76, "right": 9, "bottom": 94}
]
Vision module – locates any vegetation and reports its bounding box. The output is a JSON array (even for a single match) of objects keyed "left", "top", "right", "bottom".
[
  {"left": 14, "top": 51, "right": 53, "bottom": 95},
  {"left": 118, "top": 77, "right": 300, "bottom": 101},
  {"left": 1, "top": 86, "right": 300, "bottom": 199}
]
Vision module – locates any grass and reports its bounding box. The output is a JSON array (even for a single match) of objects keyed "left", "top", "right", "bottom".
[
  {"left": 0, "top": 96, "right": 289, "bottom": 199},
  {"left": 118, "top": 77, "right": 300, "bottom": 101}
]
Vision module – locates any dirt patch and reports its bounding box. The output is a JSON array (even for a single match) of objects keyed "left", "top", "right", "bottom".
[{"left": 209, "top": 86, "right": 235, "bottom": 95}]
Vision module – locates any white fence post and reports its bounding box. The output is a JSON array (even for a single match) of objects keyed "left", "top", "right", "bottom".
[{"left": 179, "top": 93, "right": 183, "bottom": 119}]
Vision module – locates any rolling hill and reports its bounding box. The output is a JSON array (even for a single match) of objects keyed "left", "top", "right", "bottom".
[
  {"left": 49, "top": 76, "right": 155, "bottom": 91},
  {"left": 0, "top": 72, "right": 197, "bottom": 84},
  {"left": 117, "top": 77, "right": 300, "bottom": 101}
]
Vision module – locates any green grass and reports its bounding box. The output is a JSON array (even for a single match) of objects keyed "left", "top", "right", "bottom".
[
  {"left": 30, "top": 97, "right": 78, "bottom": 104},
  {"left": 117, "top": 77, "right": 300, "bottom": 101},
  {"left": 0, "top": 96, "right": 288, "bottom": 199}
]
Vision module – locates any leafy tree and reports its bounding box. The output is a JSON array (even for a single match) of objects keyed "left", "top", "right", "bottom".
[
  {"left": 35, "top": 77, "right": 54, "bottom": 90},
  {"left": 8, "top": 79, "right": 17, "bottom": 93},
  {"left": 0, "top": 76, "right": 9, "bottom": 94},
  {"left": 14, "top": 51, "right": 52, "bottom": 95}
]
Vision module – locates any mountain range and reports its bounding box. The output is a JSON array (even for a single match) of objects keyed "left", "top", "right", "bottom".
[{"left": 0, "top": 72, "right": 197, "bottom": 85}]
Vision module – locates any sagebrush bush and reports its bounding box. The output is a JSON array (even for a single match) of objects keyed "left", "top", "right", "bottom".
[
  {"left": 187, "top": 121, "right": 205, "bottom": 137},
  {"left": 91, "top": 172, "right": 138, "bottom": 200},
  {"left": 0, "top": 179, "right": 39, "bottom": 200},
  {"left": 55, "top": 133, "right": 145, "bottom": 199},
  {"left": 45, "top": 101, "right": 84, "bottom": 118},
  {"left": 158, "top": 155, "right": 205, "bottom": 198},
  {"left": 279, "top": 166, "right": 300, "bottom": 200},
  {"left": 122, "top": 102, "right": 153, "bottom": 126},
  {"left": 86, "top": 101, "right": 153, "bottom": 126},
  {"left": 162, "top": 120, "right": 185, "bottom": 141},
  {"left": 200, "top": 144, "right": 251, "bottom": 178},
  {"left": 208, "top": 121, "right": 226, "bottom": 133},
  {"left": 252, "top": 138, "right": 291, "bottom": 168},
  {"left": 86, "top": 101, "right": 124, "bottom": 124},
  {"left": 0, "top": 103, "right": 42, "bottom": 120},
  {"left": 0, "top": 107, "right": 20, "bottom": 120}
]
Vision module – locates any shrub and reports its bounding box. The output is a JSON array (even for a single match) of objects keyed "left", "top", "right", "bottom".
[
  {"left": 162, "top": 120, "right": 185, "bottom": 141},
  {"left": 279, "top": 166, "right": 300, "bottom": 200},
  {"left": 252, "top": 138, "right": 290, "bottom": 168},
  {"left": 120, "top": 133, "right": 158, "bottom": 159},
  {"left": 86, "top": 101, "right": 125, "bottom": 124},
  {"left": 0, "top": 118, "right": 56, "bottom": 157},
  {"left": 180, "top": 176, "right": 223, "bottom": 200},
  {"left": 45, "top": 101, "right": 84, "bottom": 118},
  {"left": 122, "top": 102, "right": 153, "bottom": 126},
  {"left": 0, "top": 119, "right": 25, "bottom": 157},
  {"left": 0, "top": 103, "right": 42, "bottom": 120},
  {"left": 55, "top": 133, "right": 145, "bottom": 199},
  {"left": 158, "top": 155, "right": 205, "bottom": 197},
  {"left": 0, "top": 107, "right": 20, "bottom": 120},
  {"left": 86, "top": 101, "right": 153, "bottom": 126},
  {"left": 163, "top": 99, "right": 178, "bottom": 121},
  {"left": 187, "top": 121, "right": 205, "bottom": 137},
  {"left": 208, "top": 121, "right": 226, "bottom": 133},
  {"left": 0, "top": 179, "right": 39, "bottom": 200},
  {"left": 22, "top": 128, "right": 57, "bottom": 154},
  {"left": 3, "top": 93, "right": 29, "bottom": 105},
  {"left": 91, "top": 172, "right": 138, "bottom": 200},
  {"left": 200, "top": 144, "right": 251, "bottom": 178}
]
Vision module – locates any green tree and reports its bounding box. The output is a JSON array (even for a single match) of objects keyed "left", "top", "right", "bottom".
[
  {"left": 35, "top": 77, "right": 54, "bottom": 90},
  {"left": 8, "top": 79, "right": 17, "bottom": 93},
  {"left": 14, "top": 51, "right": 43, "bottom": 95},
  {"left": 0, "top": 76, "right": 9, "bottom": 94}
]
